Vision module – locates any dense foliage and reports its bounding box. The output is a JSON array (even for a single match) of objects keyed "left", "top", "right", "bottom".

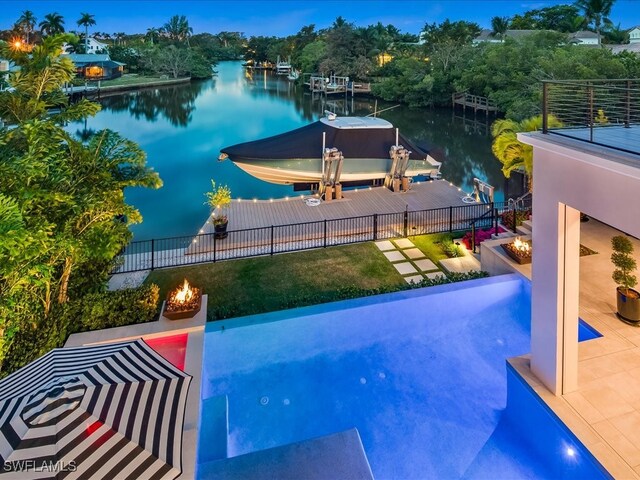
[
  {"left": 2, "top": 284, "right": 159, "bottom": 376},
  {"left": 0, "top": 35, "right": 161, "bottom": 375}
]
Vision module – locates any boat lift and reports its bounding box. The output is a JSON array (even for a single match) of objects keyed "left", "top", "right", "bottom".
[
  {"left": 320, "top": 147, "right": 344, "bottom": 201},
  {"left": 384, "top": 128, "right": 412, "bottom": 192}
]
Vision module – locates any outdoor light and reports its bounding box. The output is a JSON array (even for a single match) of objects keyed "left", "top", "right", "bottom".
[{"left": 566, "top": 447, "right": 576, "bottom": 458}]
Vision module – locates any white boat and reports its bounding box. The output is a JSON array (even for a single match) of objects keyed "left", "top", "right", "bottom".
[{"left": 219, "top": 115, "right": 442, "bottom": 186}]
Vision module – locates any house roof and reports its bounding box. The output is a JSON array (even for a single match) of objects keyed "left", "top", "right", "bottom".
[
  {"left": 571, "top": 30, "right": 600, "bottom": 39},
  {"left": 64, "top": 54, "right": 125, "bottom": 67},
  {"left": 474, "top": 29, "right": 546, "bottom": 42},
  {"left": 66, "top": 53, "right": 111, "bottom": 63},
  {"left": 609, "top": 43, "right": 640, "bottom": 53}
]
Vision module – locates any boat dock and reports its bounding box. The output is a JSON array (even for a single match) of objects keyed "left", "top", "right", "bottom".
[
  {"left": 305, "top": 74, "right": 372, "bottom": 96},
  {"left": 200, "top": 180, "right": 470, "bottom": 233},
  {"left": 113, "top": 180, "right": 500, "bottom": 273},
  {"left": 452, "top": 92, "right": 498, "bottom": 115}
]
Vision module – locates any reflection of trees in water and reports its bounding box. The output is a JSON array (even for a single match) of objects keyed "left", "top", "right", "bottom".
[
  {"left": 99, "top": 80, "right": 210, "bottom": 127},
  {"left": 381, "top": 108, "right": 511, "bottom": 193}
]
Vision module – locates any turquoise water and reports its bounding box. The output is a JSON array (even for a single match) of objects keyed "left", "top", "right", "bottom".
[
  {"left": 200, "top": 276, "right": 607, "bottom": 479},
  {"left": 74, "top": 62, "right": 520, "bottom": 241}
]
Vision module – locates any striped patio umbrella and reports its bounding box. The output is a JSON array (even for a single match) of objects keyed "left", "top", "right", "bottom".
[{"left": 0, "top": 339, "right": 192, "bottom": 479}]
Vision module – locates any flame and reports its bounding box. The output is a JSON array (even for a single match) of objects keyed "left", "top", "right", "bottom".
[
  {"left": 512, "top": 237, "right": 531, "bottom": 253},
  {"left": 172, "top": 279, "right": 194, "bottom": 304}
]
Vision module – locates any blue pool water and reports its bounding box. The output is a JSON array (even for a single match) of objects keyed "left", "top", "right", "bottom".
[{"left": 200, "top": 276, "right": 606, "bottom": 479}]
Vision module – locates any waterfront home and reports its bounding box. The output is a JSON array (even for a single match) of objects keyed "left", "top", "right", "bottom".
[
  {"left": 569, "top": 30, "right": 600, "bottom": 45},
  {"left": 629, "top": 26, "right": 640, "bottom": 43},
  {"left": 65, "top": 53, "right": 125, "bottom": 80}
]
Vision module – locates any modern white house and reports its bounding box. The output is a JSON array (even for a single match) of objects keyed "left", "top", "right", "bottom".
[
  {"left": 515, "top": 79, "right": 640, "bottom": 476},
  {"left": 629, "top": 26, "right": 640, "bottom": 43}
]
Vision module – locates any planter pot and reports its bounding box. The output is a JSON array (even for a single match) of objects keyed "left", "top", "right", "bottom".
[
  {"left": 617, "top": 287, "right": 640, "bottom": 325},
  {"left": 214, "top": 220, "right": 228, "bottom": 239}
]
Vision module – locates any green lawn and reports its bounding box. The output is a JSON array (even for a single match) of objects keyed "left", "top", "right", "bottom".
[
  {"left": 409, "top": 231, "right": 468, "bottom": 265},
  {"left": 82, "top": 75, "right": 188, "bottom": 88},
  {"left": 145, "top": 243, "right": 406, "bottom": 320}
]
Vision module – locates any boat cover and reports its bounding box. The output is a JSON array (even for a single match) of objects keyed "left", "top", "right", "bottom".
[{"left": 221, "top": 120, "right": 444, "bottom": 162}]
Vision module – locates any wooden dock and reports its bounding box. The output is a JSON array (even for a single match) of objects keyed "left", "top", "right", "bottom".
[
  {"left": 200, "top": 180, "right": 470, "bottom": 233},
  {"left": 452, "top": 92, "right": 498, "bottom": 115},
  {"left": 113, "top": 181, "right": 497, "bottom": 273}
]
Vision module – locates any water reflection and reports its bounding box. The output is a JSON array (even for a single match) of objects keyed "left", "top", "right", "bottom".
[
  {"left": 72, "top": 61, "right": 521, "bottom": 240},
  {"left": 99, "top": 80, "right": 210, "bottom": 127}
]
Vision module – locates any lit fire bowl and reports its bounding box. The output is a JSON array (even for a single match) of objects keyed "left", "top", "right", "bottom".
[
  {"left": 162, "top": 279, "right": 202, "bottom": 320},
  {"left": 501, "top": 237, "right": 532, "bottom": 265}
]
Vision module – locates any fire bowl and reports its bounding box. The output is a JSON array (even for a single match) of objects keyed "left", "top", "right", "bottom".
[
  {"left": 501, "top": 241, "right": 532, "bottom": 265},
  {"left": 162, "top": 280, "right": 203, "bottom": 320}
]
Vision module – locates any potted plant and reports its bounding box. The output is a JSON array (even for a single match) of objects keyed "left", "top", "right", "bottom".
[
  {"left": 611, "top": 235, "right": 640, "bottom": 325},
  {"left": 204, "top": 180, "right": 231, "bottom": 239}
]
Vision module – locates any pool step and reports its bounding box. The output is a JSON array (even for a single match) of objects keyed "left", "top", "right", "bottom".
[
  {"left": 196, "top": 395, "right": 229, "bottom": 465},
  {"left": 196, "top": 428, "right": 374, "bottom": 480}
]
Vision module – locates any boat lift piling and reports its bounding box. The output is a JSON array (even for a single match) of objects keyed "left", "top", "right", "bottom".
[{"left": 320, "top": 147, "right": 344, "bottom": 201}]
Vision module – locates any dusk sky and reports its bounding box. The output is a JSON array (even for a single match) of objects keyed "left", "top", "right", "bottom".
[{"left": 1, "top": 1, "right": 640, "bottom": 37}]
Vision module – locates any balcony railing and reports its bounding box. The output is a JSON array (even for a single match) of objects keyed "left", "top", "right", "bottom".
[{"left": 542, "top": 79, "right": 640, "bottom": 156}]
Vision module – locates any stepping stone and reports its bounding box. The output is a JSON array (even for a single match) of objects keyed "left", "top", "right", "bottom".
[
  {"left": 375, "top": 240, "right": 395, "bottom": 252},
  {"left": 414, "top": 259, "right": 438, "bottom": 272},
  {"left": 393, "top": 262, "right": 418, "bottom": 275},
  {"left": 404, "top": 248, "right": 425, "bottom": 260},
  {"left": 426, "top": 272, "right": 446, "bottom": 280},
  {"left": 404, "top": 275, "right": 424, "bottom": 285},
  {"left": 394, "top": 238, "right": 415, "bottom": 249},
  {"left": 383, "top": 251, "right": 406, "bottom": 262}
]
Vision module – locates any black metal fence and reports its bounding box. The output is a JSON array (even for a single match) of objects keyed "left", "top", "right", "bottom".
[
  {"left": 542, "top": 79, "right": 640, "bottom": 156},
  {"left": 112, "top": 199, "right": 531, "bottom": 274}
]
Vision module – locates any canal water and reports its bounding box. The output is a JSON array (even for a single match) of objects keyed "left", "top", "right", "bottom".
[{"left": 73, "top": 61, "right": 523, "bottom": 241}]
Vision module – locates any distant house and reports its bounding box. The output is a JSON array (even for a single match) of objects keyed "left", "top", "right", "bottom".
[
  {"left": 65, "top": 54, "right": 125, "bottom": 80},
  {"left": 569, "top": 31, "right": 600, "bottom": 45},
  {"left": 473, "top": 29, "right": 541, "bottom": 44},
  {"left": 629, "top": 26, "right": 640, "bottom": 43},
  {"left": 62, "top": 37, "right": 108, "bottom": 54}
]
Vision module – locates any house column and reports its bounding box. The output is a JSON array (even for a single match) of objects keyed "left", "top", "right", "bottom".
[{"left": 531, "top": 196, "right": 581, "bottom": 395}]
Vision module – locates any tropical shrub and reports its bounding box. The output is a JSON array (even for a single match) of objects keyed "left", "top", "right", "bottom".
[
  {"left": 1, "top": 284, "right": 160, "bottom": 377},
  {"left": 611, "top": 236, "right": 638, "bottom": 294}
]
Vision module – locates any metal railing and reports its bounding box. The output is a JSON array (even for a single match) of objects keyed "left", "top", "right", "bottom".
[
  {"left": 111, "top": 199, "right": 532, "bottom": 274},
  {"left": 542, "top": 79, "right": 640, "bottom": 156}
]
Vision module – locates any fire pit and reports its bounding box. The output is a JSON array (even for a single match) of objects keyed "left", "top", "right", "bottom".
[
  {"left": 162, "top": 279, "right": 202, "bottom": 320},
  {"left": 501, "top": 237, "right": 532, "bottom": 265}
]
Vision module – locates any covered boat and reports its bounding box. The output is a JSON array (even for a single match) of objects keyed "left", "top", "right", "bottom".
[{"left": 218, "top": 116, "right": 442, "bottom": 186}]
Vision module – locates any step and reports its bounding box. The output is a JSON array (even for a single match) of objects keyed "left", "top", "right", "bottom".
[
  {"left": 521, "top": 219, "right": 533, "bottom": 230},
  {"left": 197, "top": 395, "right": 229, "bottom": 464},
  {"left": 196, "top": 428, "right": 374, "bottom": 480},
  {"left": 516, "top": 224, "right": 532, "bottom": 236}
]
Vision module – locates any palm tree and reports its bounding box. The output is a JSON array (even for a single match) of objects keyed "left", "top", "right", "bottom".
[
  {"left": 77, "top": 13, "right": 96, "bottom": 52},
  {"left": 17, "top": 10, "right": 37, "bottom": 44},
  {"left": 39, "top": 12, "right": 65, "bottom": 36},
  {"left": 491, "top": 16, "right": 510, "bottom": 42},
  {"left": 575, "top": 0, "right": 615, "bottom": 45},
  {"left": 492, "top": 115, "right": 562, "bottom": 191},
  {"left": 115, "top": 32, "right": 126, "bottom": 45},
  {"left": 146, "top": 27, "right": 160, "bottom": 45},
  {"left": 162, "top": 15, "right": 192, "bottom": 44}
]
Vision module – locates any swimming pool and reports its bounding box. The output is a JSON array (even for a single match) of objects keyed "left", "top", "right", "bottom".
[{"left": 199, "top": 275, "right": 607, "bottom": 479}]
